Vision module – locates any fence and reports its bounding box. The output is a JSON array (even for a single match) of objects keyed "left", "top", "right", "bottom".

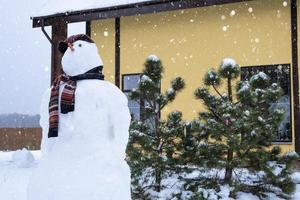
[{"left": 0, "top": 128, "right": 42, "bottom": 151}]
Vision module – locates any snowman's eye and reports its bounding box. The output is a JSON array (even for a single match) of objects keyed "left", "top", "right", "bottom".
[{"left": 78, "top": 44, "right": 82, "bottom": 47}]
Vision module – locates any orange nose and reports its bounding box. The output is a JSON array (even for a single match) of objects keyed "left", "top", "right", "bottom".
[{"left": 68, "top": 43, "right": 75, "bottom": 51}]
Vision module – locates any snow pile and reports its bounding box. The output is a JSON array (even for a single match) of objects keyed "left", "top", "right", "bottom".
[
  {"left": 147, "top": 54, "right": 160, "bottom": 62},
  {"left": 284, "top": 151, "right": 299, "bottom": 159},
  {"left": 220, "top": 58, "right": 238, "bottom": 70},
  {"left": 167, "top": 88, "right": 175, "bottom": 96},
  {"left": 237, "top": 81, "right": 250, "bottom": 93},
  {"left": 12, "top": 148, "right": 35, "bottom": 168},
  {"left": 292, "top": 172, "right": 300, "bottom": 184},
  {"left": 236, "top": 192, "right": 260, "bottom": 200},
  {"left": 207, "top": 70, "right": 219, "bottom": 79},
  {"left": 293, "top": 185, "right": 300, "bottom": 199},
  {"left": 0, "top": 151, "right": 41, "bottom": 200},
  {"left": 250, "top": 72, "right": 269, "bottom": 83},
  {"left": 139, "top": 75, "right": 153, "bottom": 85},
  {"left": 33, "top": 0, "right": 149, "bottom": 17}
]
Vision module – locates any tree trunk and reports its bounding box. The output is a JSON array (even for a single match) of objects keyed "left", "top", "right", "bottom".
[
  {"left": 227, "top": 77, "right": 233, "bottom": 102},
  {"left": 224, "top": 149, "right": 233, "bottom": 183},
  {"left": 224, "top": 76, "right": 233, "bottom": 183},
  {"left": 154, "top": 166, "right": 161, "bottom": 192}
]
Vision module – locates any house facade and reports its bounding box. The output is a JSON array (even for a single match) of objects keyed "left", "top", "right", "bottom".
[{"left": 31, "top": 0, "right": 300, "bottom": 153}]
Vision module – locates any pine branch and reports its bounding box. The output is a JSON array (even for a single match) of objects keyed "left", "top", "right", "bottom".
[
  {"left": 212, "top": 84, "right": 226, "bottom": 101},
  {"left": 160, "top": 101, "right": 167, "bottom": 110},
  {"left": 138, "top": 131, "right": 156, "bottom": 140},
  {"left": 207, "top": 108, "right": 222, "bottom": 122}
]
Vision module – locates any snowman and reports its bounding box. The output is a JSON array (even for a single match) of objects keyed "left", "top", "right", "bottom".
[{"left": 27, "top": 34, "right": 131, "bottom": 200}]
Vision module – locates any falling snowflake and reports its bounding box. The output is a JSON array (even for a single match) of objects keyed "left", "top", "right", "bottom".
[
  {"left": 283, "top": 1, "right": 288, "bottom": 7},
  {"left": 254, "top": 38, "right": 260, "bottom": 43},
  {"left": 171, "top": 57, "right": 176, "bottom": 63},
  {"left": 190, "top": 19, "right": 194, "bottom": 23},
  {"left": 248, "top": 7, "right": 253, "bottom": 13},
  {"left": 230, "top": 10, "right": 236, "bottom": 17},
  {"left": 44, "top": 67, "right": 49, "bottom": 72},
  {"left": 221, "top": 15, "right": 226, "bottom": 20},
  {"left": 277, "top": 10, "right": 281, "bottom": 18},
  {"left": 222, "top": 25, "right": 229, "bottom": 31},
  {"left": 103, "top": 31, "right": 109, "bottom": 37}
]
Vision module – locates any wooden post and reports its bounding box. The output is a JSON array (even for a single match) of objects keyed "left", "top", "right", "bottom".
[
  {"left": 115, "top": 18, "right": 121, "bottom": 88},
  {"left": 86, "top": 21, "right": 91, "bottom": 37},
  {"left": 291, "top": 0, "right": 300, "bottom": 154},
  {"left": 51, "top": 20, "right": 68, "bottom": 84}
]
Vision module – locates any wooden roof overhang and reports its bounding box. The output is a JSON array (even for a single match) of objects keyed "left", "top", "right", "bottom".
[{"left": 31, "top": 0, "right": 254, "bottom": 28}]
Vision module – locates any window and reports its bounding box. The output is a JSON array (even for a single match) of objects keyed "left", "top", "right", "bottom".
[
  {"left": 240, "top": 64, "right": 292, "bottom": 142},
  {"left": 122, "top": 74, "right": 141, "bottom": 120}
]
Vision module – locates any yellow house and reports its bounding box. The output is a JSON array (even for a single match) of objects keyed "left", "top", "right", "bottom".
[{"left": 31, "top": 0, "right": 300, "bottom": 154}]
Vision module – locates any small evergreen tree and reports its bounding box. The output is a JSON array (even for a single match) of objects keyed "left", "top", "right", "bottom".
[
  {"left": 126, "top": 55, "right": 185, "bottom": 198},
  {"left": 187, "top": 58, "right": 297, "bottom": 198}
]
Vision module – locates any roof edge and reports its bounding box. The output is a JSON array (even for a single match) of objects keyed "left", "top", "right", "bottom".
[
  {"left": 31, "top": 0, "right": 166, "bottom": 19},
  {"left": 31, "top": 0, "right": 253, "bottom": 28}
]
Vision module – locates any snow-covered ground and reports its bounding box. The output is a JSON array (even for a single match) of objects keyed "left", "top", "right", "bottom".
[
  {"left": 0, "top": 150, "right": 41, "bottom": 200},
  {"left": 0, "top": 150, "right": 300, "bottom": 200}
]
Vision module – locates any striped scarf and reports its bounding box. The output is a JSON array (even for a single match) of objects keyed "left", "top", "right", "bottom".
[{"left": 48, "top": 66, "right": 104, "bottom": 138}]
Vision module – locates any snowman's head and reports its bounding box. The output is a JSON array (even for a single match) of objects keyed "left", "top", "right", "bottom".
[{"left": 59, "top": 34, "right": 103, "bottom": 76}]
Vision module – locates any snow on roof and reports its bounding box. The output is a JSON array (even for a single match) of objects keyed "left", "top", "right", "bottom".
[{"left": 32, "top": 0, "right": 151, "bottom": 17}]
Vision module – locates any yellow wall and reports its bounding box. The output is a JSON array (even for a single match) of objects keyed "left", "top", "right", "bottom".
[
  {"left": 91, "top": 0, "right": 295, "bottom": 152},
  {"left": 91, "top": 19, "right": 116, "bottom": 83}
]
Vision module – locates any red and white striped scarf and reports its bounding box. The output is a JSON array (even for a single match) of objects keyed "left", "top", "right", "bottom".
[{"left": 48, "top": 66, "right": 104, "bottom": 138}]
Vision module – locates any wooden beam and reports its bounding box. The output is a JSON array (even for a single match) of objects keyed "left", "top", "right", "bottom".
[
  {"left": 32, "top": 0, "right": 254, "bottom": 27},
  {"left": 115, "top": 18, "right": 121, "bottom": 88},
  {"left": 86, "top": 21, "right": 91, "bottom": 37},
  {"left": 51, "top": 20, "right": 68, "bottom": 84},
  {"left": 291, "top": 0, "right": 300, "bottom": 154}
]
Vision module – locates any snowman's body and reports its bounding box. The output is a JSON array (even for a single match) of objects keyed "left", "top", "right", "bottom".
[{"left": 27, "top": 37, "right": 131, "bottom": 200}]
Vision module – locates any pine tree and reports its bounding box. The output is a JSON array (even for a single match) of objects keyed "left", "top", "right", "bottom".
[
  {"left": 187, "top": 58, "right": 297, "bottom": 198},
  {"left": 126, "top": 55, "right": 185, "bottom": 197}
]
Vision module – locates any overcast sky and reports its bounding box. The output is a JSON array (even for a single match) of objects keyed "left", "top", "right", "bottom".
[{"left": 0, "top": 0, "right": 85, "bottom": 115}]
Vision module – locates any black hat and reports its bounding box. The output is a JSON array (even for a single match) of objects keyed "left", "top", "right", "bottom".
[{"left": 58, "top": 34, "right": 95, "bottom": 54}]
